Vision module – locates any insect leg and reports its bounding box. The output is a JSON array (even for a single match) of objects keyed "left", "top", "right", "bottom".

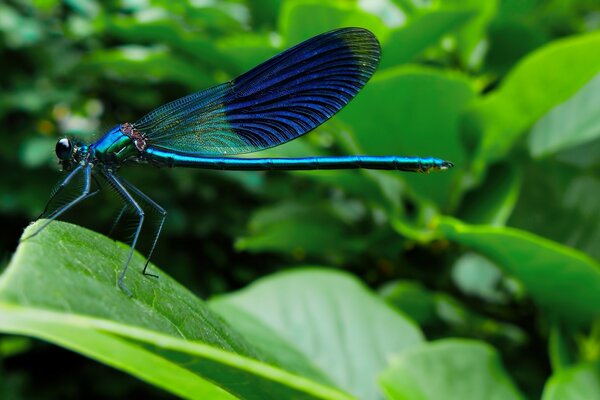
[
  {"left": 24, "top": 164, "right": 93, "bottom": 240},
  {"left": 35, "top": 165, "right": 83, "bottom": 220},
  {"left": 116, "top": 176, "right": 166, "bottom": 279},
  {"left": 102, "top": 171, "right": 144, "bottom": 296}
]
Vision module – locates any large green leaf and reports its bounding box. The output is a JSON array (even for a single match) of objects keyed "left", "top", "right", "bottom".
[
  {"left": 465, "top": 31, "right": 600, "bottom": 171},
  {"left": 529, "top": 72, "right": 600, "bottom": 158},
  {"left": 207, "top": 300, "right": 334, "bottom": 387},
  {"left": 339, "top": 66, "right": 474, "bottom": 206},
  {"left": 0, "top": 221, "right": 353, "bottom": 400},
  {"left": 542, "top": 362, "right": 600, "bottom": 400},
  {"left": 379, "top": 339, "right": 524, "bottom": 400},
  {"left": 438, "top": 217, "right": 600, "bottom": 325},
  {"left": 210, "top": 269, "right": 425, "bottom": 400}
]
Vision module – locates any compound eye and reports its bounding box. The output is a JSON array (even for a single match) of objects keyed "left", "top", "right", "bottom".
[{"left": 55, "top": 138, "right": 73, "bottom": 160}]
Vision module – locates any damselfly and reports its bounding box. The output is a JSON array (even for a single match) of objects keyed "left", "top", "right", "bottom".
[{"left": 27, "top": 28, "right": 453, "bottom": 295}]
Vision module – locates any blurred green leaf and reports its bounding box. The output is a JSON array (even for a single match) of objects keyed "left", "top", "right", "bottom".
[
  {"left": 542, "top": 362, "right": 600, "bottom": 400},
  {"left": 442, "top": 0, "right": 497, "bottom": 68},
  {"left": 457, "top": 163, "right": 521, "bottom": 226},
  {"left": 247, "top": 0, "right": 282, "bottom": 28},
  {"left": 379, "top": 339, "right": 524, "bottom": 400},
  {"left": 81, "top": 46, "right": 214, "bottom": 88},
  {"left": 549, "top": 325, "right": 576, "bottom": 372},
  {"left": 211, "top": 268, "right": 424, "bottom": 400},
  {"left": 529, "top": 72, "right": 600, "bottom": 158},
  {"left": 465, "top": 31, "right": 600, "bottom": 171},
  {"left": 451, "top": 252, "right": 511, "bottom": 304},
  {"left": 0, "top": 4, "right": 44, "bottom": 48},
  {"left": 280, "top": 0, "right": 389, "bottom": 47},
  {"left": 380, "top": 8, "right": 476, "bottom": 69},
  {"left": 509, "top": 164, "right": 600, "bottom": 260},
  {"left": 236, "top": 202, "right": 368, "bottom": 260},
  {"left": 107, "top": 15, "right": 238, "bottom": 73},
  {"left": 484, "top": 18, "right": 548, "bottom": 76},
  {"left": 300, "top": 169, "right": 403, "bottom": 214},
  {"left": 379, "top": 280, "right": 437, "bottom": 324},
  {"left": 216, "top": 33, "right": 279, "bottom": 74},
  {"left": 0, "top": 336, "right": 31, "bottom": 358},
  {"left": 20, "top": 136, "right": 56, "bottom": 168},
  {"left": 0, "top": 221, "right": 353, "bottom": 400},
  {"left": 65, "top": 0, "right": 99, "bottom": 17},
  {"left": 340, "top": 66, "right": 474, "bottom": 207},
  {"left": 381, "top": 280, "right": 525, "bottom": 343},
  {"left": 439, "top": 217, "right": 600, "bottom": 325},
  {"left": 184, "top": 5, "right": 248, "bottom": 34},
  {"left": 555, "top": 137, "right": 600, "bottom": 170}
]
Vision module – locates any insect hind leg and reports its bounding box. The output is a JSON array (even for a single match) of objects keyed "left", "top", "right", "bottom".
[
  {"left": 102, "top": 171, "right": 145, "bottom": 297},
  {"left": 117, "top": 175, "right": 167, "bottom": 279}
]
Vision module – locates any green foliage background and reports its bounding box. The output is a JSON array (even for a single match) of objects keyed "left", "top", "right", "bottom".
[{"left": 1, "top": 0, "right": 600, "bottom": 399}]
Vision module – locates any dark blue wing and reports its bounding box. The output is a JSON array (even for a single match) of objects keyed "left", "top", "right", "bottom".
[{"left": 134, "top": 27, "right": 381, "bottom": 155}]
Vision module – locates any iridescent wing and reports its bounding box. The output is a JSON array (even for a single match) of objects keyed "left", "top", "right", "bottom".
[{"left": 134, "top": 27, "right": 381, "bottom": 155}]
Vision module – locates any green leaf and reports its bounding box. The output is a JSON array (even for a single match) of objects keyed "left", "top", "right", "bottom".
[
  {"left": 209, "top": 300, "right": 335, "bottom": 387},
  {"left": 0, "top": 221, "right": 353, "bottom": 400},
  {"left": 465, "top": 31, "right": 600, "bottom": 171},
  {"left": 379, "top": 339, "right": 524, "bottom": 400},
  {"left": 107, "top": 15, "right": 240, "bottom": 74},
  {"left": 380, "top": 8, "right": 476, "bottom": 69},
  {"left": 508, "top": 163, "right": 600, "bottom": 260},
  {"left": 529, "top": 72, "right": 600, "bottom": 158},
  {"left": 236, "top": 202, "right": 368, "bottom": 260},
  {"left": 216, "top": 34, "right": 279, "bottom": 75},
  {"left": 380, "top": 280, "right": 525, "bottom": 344},
  {"left": 483, "top": 18, "right": 548, "bottom": 76},
  {"left": 548, "top": 324, "right": 576, "bottom": 372},
  {"left": 247, "top": 0, "right": 283, "bottom": 28},
  {"left": 279, "top": 1, "right": 389, "bottom": 47},
  {"left": 542, "top": 362, "right": 600, "bottom": 400},
  {"left": 81, "top": 46, "right": 214, "bottom": 89},
  {"left": 451, "top": 252, "right": 511, "bottom": 304},
  {"left": 0, "top": 306, "right": 236, "bottom": 400},
  {"left": 0, "top": 336, "right": 31, "bottom": 358},
  {"left": 379, "top": 280, "right": 437, "bottom": 325},
  {"left": 438, "top": 217, "right": 600, "bottom": 325},
  {"left": 339, "top": 66, "right": 474, "bottom": 206},
  {"left": 441, "top": 0, "right": 498, "bottom": 68},
  {"left": 457, "top": 163, "right": 522, "bottom": 226},
  {"left": 210, "top": 268, "right": 425, "bottom": 400},
  {"left": 555, "top": 136, "right": 600, "bottom": 170},
  {"left": 19, "top": 136, "right": 57, "bottom": 168}
]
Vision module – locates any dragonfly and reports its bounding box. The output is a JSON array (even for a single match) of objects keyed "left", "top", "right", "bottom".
[{"left": 27, "top": 27, "right": 453, "bottom": 295}]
